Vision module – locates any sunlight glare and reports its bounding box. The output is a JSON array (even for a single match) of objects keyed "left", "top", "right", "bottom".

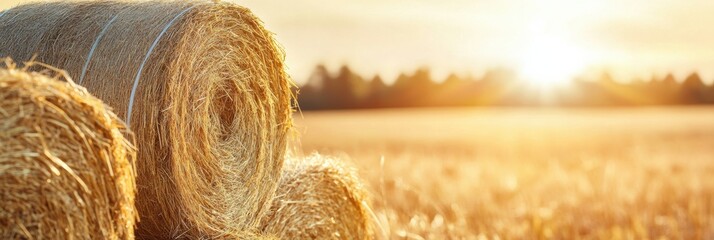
[{"left": 519, "top": 34, "right": 588, "bottom": 91}]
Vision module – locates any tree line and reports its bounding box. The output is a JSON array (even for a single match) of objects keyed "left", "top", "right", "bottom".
[{"left": 296, "top": 65, "right": 714, "bottom": 110}]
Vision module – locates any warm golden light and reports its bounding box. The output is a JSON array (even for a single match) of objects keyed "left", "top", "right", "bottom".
[{"left": 519, "top": 33, "right": 588, "bottom": 91}]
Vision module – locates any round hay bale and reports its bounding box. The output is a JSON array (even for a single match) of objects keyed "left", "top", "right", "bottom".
[
  {"left": 0, "top": 1, "right": 292, "bottom": 238},
  {"left": 260, "top": 155, "right": 373, "bottom": 239},
  {"left": 0, "top": 63, "right": 136, "bottom": 239}
]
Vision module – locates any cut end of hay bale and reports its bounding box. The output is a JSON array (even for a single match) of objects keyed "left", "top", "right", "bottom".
[
  {"left": 260, "top": 154, "right": 374, "bottom": 240},
  {"left": 0, "top": 60, "right": 137, "bottom": 239}
]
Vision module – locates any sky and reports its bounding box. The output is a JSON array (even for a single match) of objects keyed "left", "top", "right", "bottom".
[{"left": 2, "top": 0, "right": 714, "bottom": 84}]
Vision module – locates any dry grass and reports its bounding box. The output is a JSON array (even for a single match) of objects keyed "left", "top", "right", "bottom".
[
  {"left": 0, "top": 63, "right": 136, "bottom": 239},
  {"left": 0, "top": 1, "right": 292, "bottom": 238},
  {"left": 293, "top": 107, "right": 714, "bottom": 239},
  {"left": 261, "top": 154, "right": 373, "bottom": 239}
]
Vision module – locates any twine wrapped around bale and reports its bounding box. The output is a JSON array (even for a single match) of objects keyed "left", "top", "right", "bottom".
[
  {"left": 260, "top": 155, "right": 373, "bottom": 239},
  {"left": 0, "top": 1, "right": 293, "bottom": 238},
  {"left": 0, "top": 62, "right": 137, "bottom": 239}
]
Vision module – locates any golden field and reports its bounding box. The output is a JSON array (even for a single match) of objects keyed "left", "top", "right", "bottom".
[{"left": 290, "top": 107, "right": 714, "bottom": 240}]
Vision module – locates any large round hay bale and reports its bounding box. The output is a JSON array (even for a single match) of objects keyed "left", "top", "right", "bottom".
[
  {"left": 260, "top": 155, "right": 373, "bottom": 239},
  {"left": 0, "top": 64, "right": 136, "bottom": 239},
  {"left": 0, "top": 1, "right": 292, "bottom": 238}
]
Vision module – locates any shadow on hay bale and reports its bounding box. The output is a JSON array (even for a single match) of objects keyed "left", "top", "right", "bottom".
[
  {"left": 260, "top": 154, "right": 374, "bottom": 240},
  {"left": 0, "top": 1, "right": 293, "bottom": 238},
  {"left": 0, "top": 61, "right": 136, "bottom": 239}
]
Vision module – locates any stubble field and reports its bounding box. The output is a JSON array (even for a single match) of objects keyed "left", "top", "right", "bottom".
[{"left": 291, "top": 107, "right": 714, "bottom": 239}]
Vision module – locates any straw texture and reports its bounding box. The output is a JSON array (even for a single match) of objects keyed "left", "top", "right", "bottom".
[
  {"left": 260, "top": 155, "right": 373, "bottom": 239},
  {"left": 0, "top": 62, "right": 137, "bottom": 239},
  {"left": 0, "top": 1, "right": 292, "bottom": 238}
]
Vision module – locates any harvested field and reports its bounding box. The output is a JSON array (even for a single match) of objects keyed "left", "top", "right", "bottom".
[{"left": 293, "top": 107, "right": 714, "bottom": 239}]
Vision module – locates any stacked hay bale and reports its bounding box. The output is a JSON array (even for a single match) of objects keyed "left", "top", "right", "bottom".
[
  {"left": 0, "top": 1, "right": 293, "bottom": 238},
  {"left": 261, "top": 155, "right": 373, "bottom": 239},
  {"left": 0, "top": 63, "right": 137, "bottom": 239}
]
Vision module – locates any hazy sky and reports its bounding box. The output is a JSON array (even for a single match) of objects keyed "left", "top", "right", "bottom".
[{"left": 2, "top": 0, "right": 714, "bottom": 84}]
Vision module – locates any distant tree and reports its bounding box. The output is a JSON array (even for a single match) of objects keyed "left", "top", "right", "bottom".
[
  {"left": 322, "top": 65, "right": 361, "bottom": 109},
  {"left": 442, "top": 73, "right": 462, "bottom": 86},
  {"left": 626, "top": 77, "right": 657, "bottom": 105},
  {"left": 470, "top": 68, "right": 518, "bottom": 106},
  {"left": 638, "top": 75, "right": 662, "bottom": 105},
  {"left": 597, "top": 72, "right": 640, "bottom": 106},
  {"left": 296, "top": 64, "right": 714, "bottom": 110},
  {"left": 298, "top": 65, "right": 333, "bottom": 110},
  {"left": 655, "top": 73, "right": 680, "bottom": 104},
  {"left": 681, "top": 73, "right": 707, "bottom": 104},
  {"left": 389, "top": 68, "right": 437, "bottom": 107},
  {"left": 339, "top": 66, "right": 369, "bottom": 104},
  {"left": 433, "top": 73, "right": 467, "bottom": 106},
  {"left": 365, "top": 75, "right": 387, "bottom": 108},
  {"left": 305, "top": 64, "right": 330, "bottom": 89},
  {"left": 663, "top": 74, "right": 677, "bottom": 85}
]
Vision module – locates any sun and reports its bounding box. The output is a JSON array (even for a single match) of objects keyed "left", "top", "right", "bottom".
[{"left": 519, "top": 34, "right": 588, "bottom": 91}]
